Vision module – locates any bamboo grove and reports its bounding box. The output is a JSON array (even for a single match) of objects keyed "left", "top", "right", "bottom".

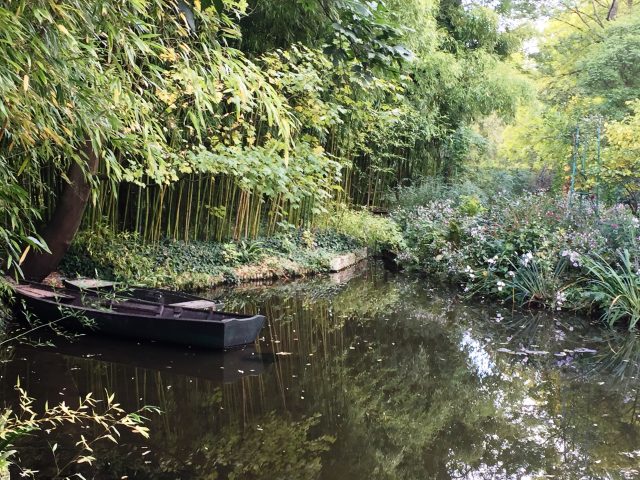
[{"left": 1, "top": 0, "right": 532, "bottom": 262}]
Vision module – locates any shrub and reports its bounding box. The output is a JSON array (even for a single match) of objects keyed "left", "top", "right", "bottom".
[
  {"left": 393, "top": 175, "right": 640, "bottom": 325},
  {"left": 62, "top": 225, "right": 159, "bottom": 283},
  {"left": 317, "top": 205, "right": 404, "bottom": 251},
  {"left": 458, "top": 195, "right": 485, "bottom": 216}
]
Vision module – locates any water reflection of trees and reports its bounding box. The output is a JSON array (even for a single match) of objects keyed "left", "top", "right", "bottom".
[
  {"left": 4, "top": 266, "right": 640, "bottom": 478},
  {"left": 218, "top": 269, "right": 640, "bottom": 479}
]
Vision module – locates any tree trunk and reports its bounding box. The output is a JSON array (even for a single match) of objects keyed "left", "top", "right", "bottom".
[
  {"left": 21, "top": 141, "right": 99, "bottom": 281},
  {"left": 608, "top": 0, "right": 620, "bottom": 20}
]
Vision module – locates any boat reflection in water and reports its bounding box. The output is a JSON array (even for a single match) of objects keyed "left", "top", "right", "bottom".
[{"left": 7, "top": 334, "right": 274, "bottom": 388}]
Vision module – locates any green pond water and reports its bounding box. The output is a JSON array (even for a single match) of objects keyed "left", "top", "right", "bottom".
[{"left": 2, "top": 262, "right": 640, "bottom": 479}]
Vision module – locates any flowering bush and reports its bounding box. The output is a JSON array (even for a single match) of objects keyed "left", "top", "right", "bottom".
[{"left": 394, "top": 184, "right": 640, "bottom": 328}]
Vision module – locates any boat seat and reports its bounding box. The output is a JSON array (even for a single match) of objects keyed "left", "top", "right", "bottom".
[
  {"left": 66, "top": 279, "right": 118, "bottom": 290},
  {"left": 16, "top": 285, "right": 74, "bottom": 302},
  {"left": 110, "top": 301, "right": 164, "bottom": 316},
  {"left": 168, "top": 299, "right": 218, "bottom": 310}
]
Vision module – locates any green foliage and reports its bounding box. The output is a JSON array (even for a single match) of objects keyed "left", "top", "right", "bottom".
[
  {"left": 598, "top": 100, "right": 640, "bottom": 203},
  {"left": 577, "top": 11, "right": 640, "bottom": 119},
  {"left": 499, "top": 102, "right": 572, "bottom": 172},
  {"left": 0, "top": 0, "right": 296, "bottom": 269},
  {"left": 61, "top": 221, "right": 374, "bottom": 288},
  {"left": 0, "top": 0, "right": 534, "bottom": 270},
  {"left": 0, "top": 175, "right": 47, "bottom": 277},
  {"left": 1, "top": 383, "right": 158, "bottom": 477},
  {"left": 582, "top": 250, "right": 640, "bottom": 330},
  {"left": 458, "top": 195, "right": 485, "bottom": 216},
  {"left": 317, "top": 205, "right": 404, "bottom": 250},
  {"left": 221, "top": 241, "right": 267, "bottom": 266},
  {"left": 501, "top": 3, "right": 640, "bottom": 201},
  {"left": 62, "top": 226, "right": 161, "bottom": 284}
]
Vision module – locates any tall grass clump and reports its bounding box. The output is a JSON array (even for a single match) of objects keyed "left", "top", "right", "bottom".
[
  {"left": 582, "top": 250, "right": 640, "bottom": 331},
  {"left": 507, "top": 258, "right": 569, "bottom": 310}
]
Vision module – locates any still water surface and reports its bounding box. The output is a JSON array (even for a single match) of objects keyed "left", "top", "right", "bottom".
[{"left": 3, "top": 263, "right": 640, "bottom": 479}]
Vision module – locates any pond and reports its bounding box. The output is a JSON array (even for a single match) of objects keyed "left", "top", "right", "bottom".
[{"left": 2, "top": 262, "right": 640, "bottom": 479}]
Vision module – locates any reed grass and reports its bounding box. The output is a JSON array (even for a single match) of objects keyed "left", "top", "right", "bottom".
[{"left": 582, "top": 250, "right": 640, "bottom": 331}]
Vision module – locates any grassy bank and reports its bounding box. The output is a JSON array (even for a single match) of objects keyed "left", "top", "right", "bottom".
[{"left": 60, "top": 208, "right": 402, "bottom": 291}]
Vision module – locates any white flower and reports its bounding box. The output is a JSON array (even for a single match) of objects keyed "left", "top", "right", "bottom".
[
  {"left": 496, "top": 280, "right": 506, "bottom": 292},
  {"left": 464, "top": 265, "right": 476, "bottom": 279},
  {"left": 561, "top": 249, "right": 581, "bottom": 267},
  {"left": 507, "top": 271, "right": 515, "bottom": 277},
  {"left": 487, "top": 255, "right": 498, "bottom": 266},
  {"left": 520, "top": 252, "right": 534, "bottom": 267},
  {"left": 555, "top": 291, "right": 567, "bottom": 311}
]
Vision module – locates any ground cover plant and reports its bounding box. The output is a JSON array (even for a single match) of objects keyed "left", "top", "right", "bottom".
[{"left": 60, "top": 208, "right": 402, "bottom": 289}]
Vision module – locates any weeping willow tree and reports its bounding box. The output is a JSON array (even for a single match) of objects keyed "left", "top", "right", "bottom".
[{"left": 0, "top": 0, "right": 294, "bottom": 279}]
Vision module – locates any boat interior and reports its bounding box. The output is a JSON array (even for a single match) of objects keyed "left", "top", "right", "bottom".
[{"left": 14, "top": 283, "right": 245, "bottom": 322}]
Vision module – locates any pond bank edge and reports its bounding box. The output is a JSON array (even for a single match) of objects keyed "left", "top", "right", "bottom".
[{"left": 53, "top": 247, "right": 370, "bottom": 292}]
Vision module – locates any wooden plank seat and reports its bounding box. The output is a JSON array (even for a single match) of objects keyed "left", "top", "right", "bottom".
[
  {"left": 168, "top": 300, "right": 218, "bottom": 310},
  {"left": 66, "top": 279, "right": 118, "bottom": 290},
  {"left": 15, "top": 285, "right": 74, "bottom": 301},
  {"left": 109, "top": 301, "right": 163, "bottom": 315}
]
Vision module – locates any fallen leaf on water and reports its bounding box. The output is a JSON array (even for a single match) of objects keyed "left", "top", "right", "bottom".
[
  {"left": 521, "top": 348, "right": 549, "bottom": 356},
  {"left": 496, "top": 348, "right": 516, "bottom": 354}
]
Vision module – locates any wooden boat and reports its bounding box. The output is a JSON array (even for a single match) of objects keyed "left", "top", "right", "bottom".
[{"left": 12, "top": 282, "right": 265, "bottom": 349}]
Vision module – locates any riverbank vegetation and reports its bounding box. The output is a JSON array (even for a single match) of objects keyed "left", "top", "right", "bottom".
[
  {"left": 60, "top": 208, "right": 402, "bottom": 289},
  {"left": 392, "top": 173, "right": 640, "bottom": 329},
  {"left": 0, "top": 0, "right": 529, "bottom": 282},
  {"left": 392, "top": 1, "right": 640, "bottom": 331}
]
